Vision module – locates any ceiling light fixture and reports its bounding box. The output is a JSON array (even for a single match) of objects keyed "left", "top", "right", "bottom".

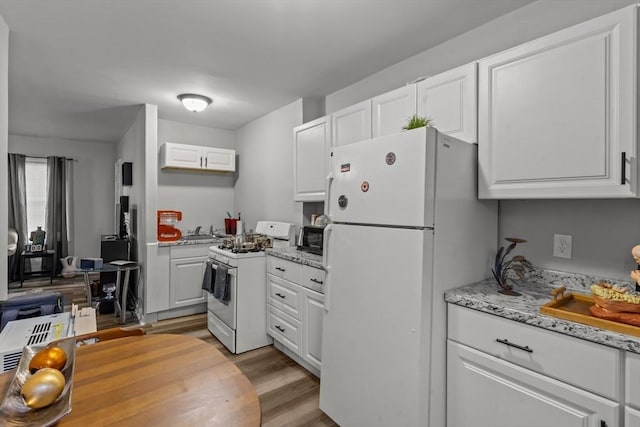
[{"left": 178, "top": 93, "right": 213, "bottom": 113}]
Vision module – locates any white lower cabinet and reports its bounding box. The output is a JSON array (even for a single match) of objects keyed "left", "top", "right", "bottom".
[
  {"left": 447, "top": 341, "right": 618, "bottom": 427},
  {"left": 626, "top": 352, "right": 640, "bottom": 426},
  {"left": 169, "top": 256, "right": 207, "bottom": 308},
  {"left": 167, "top": 245, "right": 208, "bottom": 310},
  {"left": 447, "top": 304, "right": 620, "bottom": 427},
  {"left": 266, "top": 255, "right": 324, "bottom": 376},
  {"left": 301, "top": 289, "right": 324, "bottom": 372}
]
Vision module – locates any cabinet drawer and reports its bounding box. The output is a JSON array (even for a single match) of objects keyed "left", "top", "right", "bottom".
[
  {"left": 627, "top": 352, "right": 640, "bottom": 407},
  {"left": 301, "top": 265, "right": 325, "bottom": 293},
  {"left": 267, "top": 274, "right": 302, "bottom": 320},
  {"left": 448, "top": 304, "right": 620, "bottom": 401},
  {"left": 170, "top": 244, "right": 210, "bottom": 258},
  {"left": 267, "top": 305, "right": 302, "bottom": 355},
  {"left": 266, "top": 256, "right": 301, "bottom": 283}
]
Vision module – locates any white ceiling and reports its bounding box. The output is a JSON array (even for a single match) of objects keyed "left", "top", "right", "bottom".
[{"left": 0, "top": 0, "right": 532, "bottom": 143}]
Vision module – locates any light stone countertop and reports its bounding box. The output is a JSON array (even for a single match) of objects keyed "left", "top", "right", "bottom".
[
  {"left": 158, "top": 238, "right": 222, "bottom": 247},
  {"left": 445, "top": 268, "right": 640, "bottom": 354},
  {"left": 265, "top": 246, "right": 323, "bottom": 270}
]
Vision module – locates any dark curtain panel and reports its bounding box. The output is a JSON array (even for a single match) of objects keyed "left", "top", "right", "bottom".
[
  {"left": 7, "top": 154, "right": 28, "bottom": 282},
  {"left": 45, "top": 156, "right": 72, "bottom": 276}
]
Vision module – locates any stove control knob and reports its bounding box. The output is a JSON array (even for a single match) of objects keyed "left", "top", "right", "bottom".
[{"left": 338, "top": 195, "right": 348, "bottom": 208}]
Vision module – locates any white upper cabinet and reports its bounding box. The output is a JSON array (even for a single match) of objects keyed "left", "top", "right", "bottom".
[
  {"left": 417, "top": 62, "right": 477, "bottom": 143},
  {"left": 331, "top": 100, "right": 372, "bottom": 147},
  {"left": 372, "top": 85, "right": 417, "bottom": 138},
  {"left": 478, "top": 5, "right": 637, "bottom": 199},
  {"left": 160, "top": 142, "right": 236, "bottom": 172},
  {"left": 293, "top": 116, "right": 331, "bottom": 202},
  {"left": 202, "top": 147, "right": 236, "bottom": 172}
]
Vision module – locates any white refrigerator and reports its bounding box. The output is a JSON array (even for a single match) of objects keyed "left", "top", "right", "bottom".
[{"left": 320, "top": 127, "right": 497, "bottom": 427}]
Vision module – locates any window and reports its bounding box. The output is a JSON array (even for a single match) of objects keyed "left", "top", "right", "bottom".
[{"left": 25, "top": 157, "right": 48, "bottom": 237}]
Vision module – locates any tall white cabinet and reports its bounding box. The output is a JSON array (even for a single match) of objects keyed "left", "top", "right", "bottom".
[
  {"left": 478, "top": 5, "right": 637, "bottom": 199},
  {"left": 417, "top": 62, "right": 477, "bottom": 144},
  {"left": 293, "top": 116, "right": 331, "bottom": 202}
]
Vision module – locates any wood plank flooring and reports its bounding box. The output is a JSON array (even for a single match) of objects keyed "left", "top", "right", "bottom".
[{"left": 8, "top": 277, "right": 339, "bottom": 426}]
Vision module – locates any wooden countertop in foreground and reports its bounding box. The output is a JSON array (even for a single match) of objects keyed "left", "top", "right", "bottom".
[{"left": 0, "top": 334, "right": 261, "bottom": 426}]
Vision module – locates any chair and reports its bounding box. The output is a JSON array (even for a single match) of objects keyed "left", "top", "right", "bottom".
[{"left": 76, "top": 327, "right": 146, "bottom": 346}]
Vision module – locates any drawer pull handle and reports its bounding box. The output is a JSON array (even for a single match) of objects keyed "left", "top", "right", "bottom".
[
  {"left": 275, "top": 293, "right": 286, "bottom": 299},
  {"left": 496, "top": 338, "right": 533, "bottom": 353},
  {"left": 275, "top": 325, "right": 285, "bottom": 332},
  {"left": 310, "top": 278, "right": 324, "bottom": 284},
  {"left": 275, "top": 267, "right": 286, "bottom": 272}
]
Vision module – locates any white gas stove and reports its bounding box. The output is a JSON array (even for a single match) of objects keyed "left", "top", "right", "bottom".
[
  {"left": 208, "top": 221, "right": 296, "bottom": 265},
  {"left": 206, "top": 221, "right": 296, "bottom": 354}
]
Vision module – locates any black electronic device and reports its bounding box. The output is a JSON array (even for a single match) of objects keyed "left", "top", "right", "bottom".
[
  {"left": 100, "top": 235, "right": 130, "bottom": 314},
  {"left": 122, "top": 162, "right": 132, "bottom": 186},
  {"left": 120, "top": 195, "right": 129, "bottom": 213}
]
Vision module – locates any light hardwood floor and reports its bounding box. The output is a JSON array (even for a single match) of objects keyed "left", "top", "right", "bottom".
[{"left": 9, "top": 277, "right": 338, "bottom": 427}]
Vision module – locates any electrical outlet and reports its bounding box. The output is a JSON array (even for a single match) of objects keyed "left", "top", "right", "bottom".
[{"left": 553, "top": 234, "right": 572, "bottom": 259}]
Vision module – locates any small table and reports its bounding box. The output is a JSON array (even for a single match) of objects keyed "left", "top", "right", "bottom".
[
  {"left": 76, "top": 262, "right": 139, "bottom": 324},
  {"left": 20, "top": 250, "right": 55, "bottom": 285},
  {"left": 0, "top": 334, "right": 261, "bottom": 426}
]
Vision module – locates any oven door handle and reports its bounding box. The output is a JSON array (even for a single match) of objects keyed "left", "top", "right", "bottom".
[{"left": 210, "top": 261, "right": 237, "bottom": 277}]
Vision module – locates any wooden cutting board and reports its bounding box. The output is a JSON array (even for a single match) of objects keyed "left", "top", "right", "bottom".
[{"left": 540, "top": 287, "right": 640, "bottom": 338}]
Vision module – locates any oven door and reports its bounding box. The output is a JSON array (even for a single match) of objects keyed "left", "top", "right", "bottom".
[{"left": 206, "top": 260, "right": 237, "bottom": 329}]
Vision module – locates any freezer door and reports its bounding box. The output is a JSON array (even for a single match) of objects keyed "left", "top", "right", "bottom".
[
  {"left": 320, "top": 224, "right": 433, "bottom": 427},
  {"left": 327, "top": 127, "right": 436, "bottom": 227}
]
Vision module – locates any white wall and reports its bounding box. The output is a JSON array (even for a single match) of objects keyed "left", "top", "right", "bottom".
[
  {"left": 8, "top": 135, "right": 116, "bottom": 258},
  {"left": 234, "top": 99, "right": 304, "bottom": 231},
  {"left": 323, "top": 0, "right": 640, "bottom": 281},
  {"left": 157, "top": 119, "right": 235, "bottom": 234},
  {"left": 117, "top": 104, "right": 157, "bottom": 312}
]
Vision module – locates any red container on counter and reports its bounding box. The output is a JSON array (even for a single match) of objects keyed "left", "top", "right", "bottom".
[{"left": 224, "top": 218, "right": 237, "bottom": 235}]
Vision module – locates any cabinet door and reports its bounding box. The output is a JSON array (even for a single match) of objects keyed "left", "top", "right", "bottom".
[
  {"left": 447, "top": 340, "right": 619, "bottom": 427},
  {"left": 169, "top": 256, "right": 207, "bottom": 308},
  {"left": 302, "top": 288, "right": 324, "bottom": 371},
  {"left": 372, "top": 85, "right": 416, "bottom": 138},
  {"left": 478, "top": 5, "right": 636, "bottom": 199},
  {"left": 161, "top": 142, "right": 203, "bottom": 169},
  {"left": 202, "top": 147, "right": 236, "bottom": 172},
  {"left": 627, "top": 407, "right": 640, "bottom": 427},
  {"left": 417, "top": 62, "right": 477, "bottom": 143},
  {"left": 331, "top": 100, "right": 372, "bottom": 147},
  {"left": 293, "top": 116, "right": 331, "bottom": 201}
]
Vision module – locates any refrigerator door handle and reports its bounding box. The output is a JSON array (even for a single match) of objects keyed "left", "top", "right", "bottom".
[
  {"left": 322, "top": 224, "right": 333, "bottom": 312},
  {"left": 324, "top": 172, "right": 334, "bottom": 220}
]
